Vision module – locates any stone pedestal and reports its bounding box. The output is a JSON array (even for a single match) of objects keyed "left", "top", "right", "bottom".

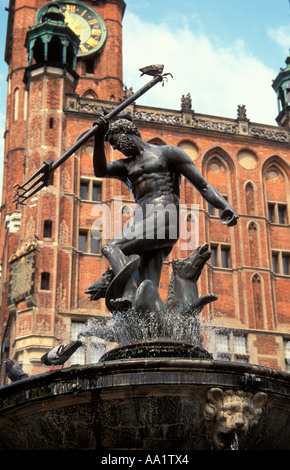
[{"left": 0, "top": 346, "right": 289, "bottom": 450}]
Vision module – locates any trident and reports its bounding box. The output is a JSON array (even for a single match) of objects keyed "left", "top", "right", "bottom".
[{"left": 12, "top": 65, "right": 172, "bottom": 208}]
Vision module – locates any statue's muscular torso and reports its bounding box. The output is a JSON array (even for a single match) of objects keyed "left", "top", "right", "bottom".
[{"left": 111, "top": 146, "right": 181, "bottom": 210}]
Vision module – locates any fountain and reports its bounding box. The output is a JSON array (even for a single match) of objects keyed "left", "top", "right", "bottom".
[
  {"left": 1, "top": 68, "right": 289, "bottom": 451},
  {"left": 0, "top": 241, "right": 289, "bottom": 451}
]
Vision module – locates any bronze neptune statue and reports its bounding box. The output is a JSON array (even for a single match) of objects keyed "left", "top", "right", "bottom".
[{"left": 85, "top": 115, "right": 238, "bottom": 319}]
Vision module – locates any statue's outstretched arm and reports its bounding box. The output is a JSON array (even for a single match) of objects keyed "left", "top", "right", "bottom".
[{"left": 168, "top": 147, "right": 238, "bottom": 226}]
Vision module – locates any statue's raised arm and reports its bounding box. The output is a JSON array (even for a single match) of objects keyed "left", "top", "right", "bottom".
[{"left": 92, "top": 115, "right": 110, "bottom": 178}]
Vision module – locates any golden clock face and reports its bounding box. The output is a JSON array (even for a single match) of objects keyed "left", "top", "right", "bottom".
[{"left": 59, "top": 1, "right": 107, "bottom": 57}]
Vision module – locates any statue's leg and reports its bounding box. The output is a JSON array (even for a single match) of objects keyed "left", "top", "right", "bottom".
[
  {"left": 101, "top": 208, "right": 178, "bottom": 305},
  {"left": 135, "top": 246, "right": 172, "bottom": 288},
  {"left": 101, "top": 242, "right": 129, "bottom": 274}
]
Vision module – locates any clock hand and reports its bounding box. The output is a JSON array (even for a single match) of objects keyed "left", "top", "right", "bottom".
[
  {"left": 73, "top": 17, "right": 82, "bottom": 26},
  {"left": 64, "top": 12, "right": 76, "bottom": 29}
]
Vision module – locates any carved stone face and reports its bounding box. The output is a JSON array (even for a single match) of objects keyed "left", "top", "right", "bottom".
[
  {"left": 203, "top": 387, "right": 268, "bottom": 450},
  {"left": 215, "top": 395, "right": 255, "bottom": 434}
]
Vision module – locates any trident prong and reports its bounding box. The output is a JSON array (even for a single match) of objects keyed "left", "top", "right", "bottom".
[{"left": 12, "top": 158, "right": 54, "bottom": 207}]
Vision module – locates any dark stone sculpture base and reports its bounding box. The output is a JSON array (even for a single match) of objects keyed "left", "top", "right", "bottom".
[{"left": 0, "top": 353, "right": 289, "bottom": 450}]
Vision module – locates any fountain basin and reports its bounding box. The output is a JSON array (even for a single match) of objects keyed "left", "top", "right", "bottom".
[
  {"left": 0, "top": 350, "right": 289, "bottom": 450},
  {"left": 99, "top": 340, "right": 213, "bottom": 361}
]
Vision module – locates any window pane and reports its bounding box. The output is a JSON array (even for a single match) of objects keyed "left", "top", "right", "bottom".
[
  {"left": 268, "top": 203, "right": 275, "bottom": 223},
  {"left": 79, "top": 232, "right": 87, "bottom": 252},
  {"left": 221, "top": 247, "right": 230, "bottom": 268},
  {"left": 208, "top": 203, "right": 214, "bottom": 215},
  {"left": 80, "top": 181, "right": 89, "bottom": 200},
  {"left": 92, "top": 183, "right": 101, "bottom": 201},
  {"left": 278, "top": 205, "right": 287, "bottom": 224},
  {"left": 216, "top": 333, "right": 229, "bottom": 352},
  {"left": 272, "top": 253, "right": 279, "bottom": 273},
  {"left": 284, "top": 339, "right": 290, "bottom": 355},
  {"left": 211, "top": 246, "right": 217, "bottom": 266},
  {"left": 234, "top": 335, "right": 247, "bottom": 354},
  {"left": 91, "top": 234, "right": 100, "bottom": 254},
  {"left": 282, "top": 254, "right": 289, "bottom": 275}
]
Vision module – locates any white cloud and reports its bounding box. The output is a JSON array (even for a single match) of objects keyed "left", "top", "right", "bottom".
[
  {"left": 268, "top": 25, "right": 290, "bottom": 55},
  {"left": 123, "top": 13, "right": 278, "bottom": 125}
]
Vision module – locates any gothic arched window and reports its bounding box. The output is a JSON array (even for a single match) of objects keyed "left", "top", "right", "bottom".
[{"left": 263, "top": 161, "right": 288, "bottom": 225}]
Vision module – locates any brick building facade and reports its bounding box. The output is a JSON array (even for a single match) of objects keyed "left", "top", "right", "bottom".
[{"left": 0, "top": 0, "right": 289, "bottom": 384}]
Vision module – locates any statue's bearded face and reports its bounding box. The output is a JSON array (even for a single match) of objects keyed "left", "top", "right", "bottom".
[{"left": 108, "top": 133, "right": 139, "bottom": 156}]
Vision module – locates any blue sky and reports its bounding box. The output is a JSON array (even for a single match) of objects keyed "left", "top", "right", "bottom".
[
  {"left": 0, "top": 0, "right": 288, "bottom": 192},
  {"left": 122, "top": 0, "right": 290, "bottom": 124},
  {"left": 124, "top": 0, "right": 289, "bottom": 71}
]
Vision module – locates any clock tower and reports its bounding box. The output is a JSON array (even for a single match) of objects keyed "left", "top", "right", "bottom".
[
  {"left": 0, "top": 0, "right": 126, "bottom": 381},
  {"left": 272, "top": 52, "right": 290, "bottom": 127}
]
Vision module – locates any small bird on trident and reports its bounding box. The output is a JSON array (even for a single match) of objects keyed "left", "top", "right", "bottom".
[{"left": 139, "top": 64, "right": 164, "bottom": 76}]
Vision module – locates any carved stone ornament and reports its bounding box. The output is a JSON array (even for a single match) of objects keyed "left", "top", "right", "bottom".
[
  {"left": 123, "top": 85, "right": 134, "bottom": 99},
  {"left": 64, "top": 96, "right": 289, "bottom": 143},
  {"left": 203, "top": 387, "right": 268, "bottom": 450},
  {"left": 181, "top": 93, "right": 192, "bottom": 111},
  {"left": 237, "top": 104, "right": 249, "bottom": 121}
]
